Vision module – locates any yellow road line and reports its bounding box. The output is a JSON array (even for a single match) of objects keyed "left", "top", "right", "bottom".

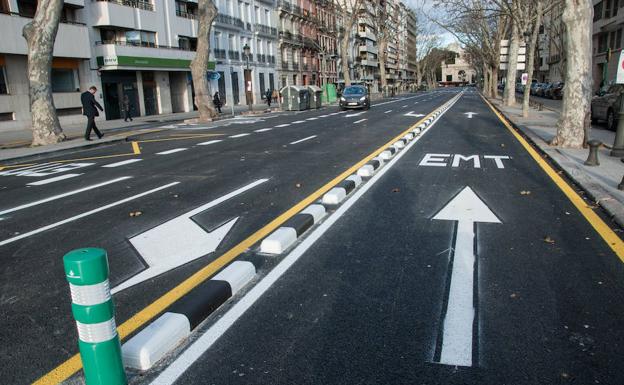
[
  {"left": 482, "top": 95, "right": 624, "bottom": 262},
  {"left": 132, "top": 141, "right": 141, "bottom": 155},
  {"left": 32, "top": 98, "right": 451, "bottom": 385},
  {"left": 0, "top": 163, "right": 36, "bottom": 171}
]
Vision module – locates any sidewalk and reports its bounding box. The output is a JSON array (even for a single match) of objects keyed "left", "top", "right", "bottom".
[
  {"left": 0, "top": 103, "right": 279, "bottom": 163},
  {"left": 488, "top": 96, "right": 624, "bottom": 227}
]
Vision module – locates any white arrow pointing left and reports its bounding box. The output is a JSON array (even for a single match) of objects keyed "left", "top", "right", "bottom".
[
  {"left": 433, "top": 186, "right": 501, "bottom": 367},
  {"left": 464, "top": 112, "right": 477, "bottom": 118},
  {"left": 112, "top": 179, "right": 268, "bottom": 294},
  {"left": 404, "top": 111, "right": 425, "bottom": 117}
]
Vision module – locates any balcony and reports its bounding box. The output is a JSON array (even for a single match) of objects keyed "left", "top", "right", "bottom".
[
  {"left": 358, "top": 30, "right": 376, "bottom": 41},
  {"left": 255, "top": 23, "right": 278, "bottom": 37},
  {"left": 215, "top": 14, "right": 244, "bottom": 29},
  {"left": 228, "top": 50, "right": 240, "bottom": 60},
  {"left": 360, "top": 59, "right": 378, "bottom": 67},
  {"left": 256, "top": 53, "right": 267, "bottom": 63},
  {"left": 281, "top": 62, "right": 290, "bottom": 70},
  {"left": 95, "top": 0, "right": 154, "bottom": 11},
  {"left": 0, "top": 12, "right": 90, "bottom": 58},
  {"left": 359, "top": 44, "right": 378, "bottom": 55},
  {"left": 91, "top": 0, "right": 158, "bottom": 30},
  {"left": 268, "top": 55, "right": 276, "bottom": 64},
  {"left": 94, "top": 40, "right": 196, "bottom": 69},
  {"left": 176, "top": 10, "right": 197, "bottom": 20},
  {"left": 214, "top": 48, "right": 226, "bottom": 59},
  {"left": 278, "top": 31, "right": 303, "bottom": 45}
]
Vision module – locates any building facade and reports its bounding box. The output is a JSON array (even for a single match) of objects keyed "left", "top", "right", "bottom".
[
  {"left": 440, "top": 43, "right": 477, "bottom": 86},
  {"left": 592, "top": 0, "right": 624, "bottom": 91}
]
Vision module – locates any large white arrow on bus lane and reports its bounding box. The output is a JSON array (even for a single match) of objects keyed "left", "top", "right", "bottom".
[
  {"left": 433, "top": 186, "right": 501, "bottom": 367},
  {"left": 112, "top": 179, "right": 268, "bottom": 294}
]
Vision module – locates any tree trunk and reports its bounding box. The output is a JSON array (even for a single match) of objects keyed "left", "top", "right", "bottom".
[
  {"left": 378, "top": 38, "right": 387, "bottom": 95},
  {"left": 522, "top": 1, "right": 543, "bottom": 118},
  {"left": 551, "top": 0, "right": 592, "bottom": 148},
  {"left": 482, "top": 62, "right": 491, "bottom": 97},
  {"left": 22, "top": 0, "right": 65, "bottom": 146},
  {"left": 190, "top": 0, "right": 218, "bottom": 122},
  {"left": 503, "top": 22, "right": 519, "bottom": 106},
  {"left": 340, "top": 27, "right": 352, "bottom": 86},
  {"left": 491, "top": 65, "right": 499, "bottom": 98}
]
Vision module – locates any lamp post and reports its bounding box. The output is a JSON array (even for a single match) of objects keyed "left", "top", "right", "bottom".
[{"left": 243, "top": 43, "right": 252, "bottom": 112}]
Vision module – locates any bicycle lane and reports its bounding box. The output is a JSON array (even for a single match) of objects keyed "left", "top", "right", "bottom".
[{"left": 143, "top": 91, "right": 624, "bottom": 385}]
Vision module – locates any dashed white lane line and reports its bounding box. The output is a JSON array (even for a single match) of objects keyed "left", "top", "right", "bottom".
[
  {"left": 229, "top": 133, "right": 251, "bottom": 138},
  {"left": 318, "top": 115, "right": 329, "bottom": 118},
  {"left": 157, "top": 148, "right": 187, "bottom": 155},
  {"left": 384, "top": 110, "right": 393, "bottom": 114},
  {"left": 402, "top": 105, "right": 408, "bottom": 108},
  {"left": 102, "top": 159, "right": 143, "bottom": 168},
  {"left": 0, "top": 182, "right": 180, "bottom": 246},
  {"left": 27, "top": 174, "right": 82, "bottom": 186},
  {"left": 353, "top": 119, "right": 367, "bottom": 124},
  {"left": 197, "top": 140, "right": 223, "bottom": 146},
  {"left": 306, "top": 117, "right": 318, "bottom": 121},
  {"left": 292, "top": 120, "right": 306, "bottom": 124},
  {"left": 275, "top": 124, "right": 291, "bottom": 127},
  {"left": 289, "top": 135, "right": 317, "bottom": 145},
  {"left": 1, "top": 176, "right": 133, "bottom": 215},
  {"left": 254, "top": 128, "right": 273, "bottom": 132}
]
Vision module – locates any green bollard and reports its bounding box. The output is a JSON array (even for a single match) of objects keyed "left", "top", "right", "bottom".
[{"left": 63, "top": 248, "right": 127, "bottom": 385}]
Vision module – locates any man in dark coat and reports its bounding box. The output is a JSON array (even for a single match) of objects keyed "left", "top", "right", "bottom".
[{"left": 81, "top": 86, "right": 104, "bottom": 141}]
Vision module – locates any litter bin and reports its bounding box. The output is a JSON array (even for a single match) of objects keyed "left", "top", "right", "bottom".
[
  {"left": 322, "top": 83, "right": 337, "bottom": 104},
  {"left": 281, "top": 85, "right": 310, "bottom": 111},
  {"left": 307, "top": 85, "right": 322, "bottom": 109}
]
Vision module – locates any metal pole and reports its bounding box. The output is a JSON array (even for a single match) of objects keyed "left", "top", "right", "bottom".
[
  {"left": 64, "top": 248, "right": 126, "bottom": 385},
  {"left": 611, "top": 95, "right": 624, "bottom": 157}
]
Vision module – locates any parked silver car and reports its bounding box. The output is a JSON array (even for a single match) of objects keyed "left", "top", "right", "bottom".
[{"left": 591, "top": 84, "right": 624, "bottom": 131}]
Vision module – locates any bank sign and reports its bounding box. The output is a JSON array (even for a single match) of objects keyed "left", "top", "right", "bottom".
[{"left": 97, "top": 56, "right": 216, "bottom": 70}]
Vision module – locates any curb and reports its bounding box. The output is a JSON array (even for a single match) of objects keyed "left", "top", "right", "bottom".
[
  {"left": 486, "top": 97, "right": 624, "bottom": 229},
  {"left": 121, "top": 261, "right": 255, "bottom": 370}
]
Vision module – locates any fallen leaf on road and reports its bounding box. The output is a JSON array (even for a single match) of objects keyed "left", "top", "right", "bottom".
[
  {"left": 543, "top": 236, "right": 555, "bottom": 244},
  {"left": 510, "top": 293, "right": 518, "bottom": 299},
  {"left": 295, "top": 183, "right": 302, "bottom": 188},
  {"left": 520, "top": 190, "right": 531, "bottom": 195},
  {"left": 392, "top": 188, "right": 400, "bottom": 193}
]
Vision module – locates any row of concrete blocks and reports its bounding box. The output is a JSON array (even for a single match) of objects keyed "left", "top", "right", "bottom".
[{"left": 117, "top": 102, "right": 454, "bottom": 373}]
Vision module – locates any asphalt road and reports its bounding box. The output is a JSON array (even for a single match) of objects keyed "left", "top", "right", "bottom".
[
  {"left": 139, "top": 89, "right": 624, "bottom": 385},
  {"left": 0, "top": 90, "right": 458, "bottom": 384}
]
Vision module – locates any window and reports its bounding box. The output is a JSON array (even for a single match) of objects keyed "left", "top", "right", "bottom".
[
  {"left": 51, "top": 68, "right": 77, "bottom": 93},
  {"left": 618, "top": 28, "right": 623, "bottom": 48},
  {"left": 178, "top": 36, "right": 197, "bottom": 51},
  {"left": 214, "top": 32, "right": 221, "bottom": 49},
  {"left": 265, "top": 9, "right": 270, "bottom": 26},
  {"left": 599, "top": 33, "right": 608, "bottom": 52},
  {"left": 0, "top": 65, "right": 7, "bottom": 94},
  {"left": 610, "top": 31, "right": 617, "bottom": 49},
  {"left": 124, "top": 30, "right": 156, "bottom": 47},
  {"left": 1, "top": 0, "right": 11, "bottom": 13},
  {"left": 0, "top": 112, "right": 13, "bottom": 121},
  {"left": 605, "top": 0, "right": 612, "bottom": 18},
  {"left": 595, "top": 1, "right": 603, "bottom": 21},
  {"left": 16, "top": 0, "right": 36, "bottom": 17},
  {"left": 56, "top": 107, "right": 82, "bottom": 116},
  {"left": 446, "top": 74, "right": 452, "bottom": 82}
]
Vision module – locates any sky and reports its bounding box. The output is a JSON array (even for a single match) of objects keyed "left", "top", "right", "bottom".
[{"left": 402, "top": 0, "right": 458, "bottom": 46}]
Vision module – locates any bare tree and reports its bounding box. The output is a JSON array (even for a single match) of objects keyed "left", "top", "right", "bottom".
[
  {"left": 334, "top": 0, "right": 365, "bottom": 86},
  {"left": 190, "top": 0, "right": 218, "bottom": 121},
  {"left": 550, "top": 0, "right": 592, "bottom": 147},
  {"left": 521, "top": 0, "right": 542, "bottom": 117},
  {"left": 22, "top": 0, "right": 66, "bottom": 146},
  {"left": 414, "top": 14, "right": 442, "bottom": 88}
]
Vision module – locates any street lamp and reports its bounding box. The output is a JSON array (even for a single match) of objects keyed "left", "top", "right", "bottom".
[{"left": 243, "top": 43, "right": 252, "bottom": 112}]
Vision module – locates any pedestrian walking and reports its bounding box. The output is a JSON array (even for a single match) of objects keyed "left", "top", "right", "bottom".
[
  {"left": 213, "top": 92, "right": 222, "bottom": 113},
  {"left": 272, "top": 88, "right": 279, "bottom": 104},
  {"left": 80, "top": 86, "right": 104, "bottom": 141},
  {"left": 265, "top": 89, "right": 272, "bottom": 108},
  {"left": 122, "top": 94, "right": 133, "bottom": 122}
]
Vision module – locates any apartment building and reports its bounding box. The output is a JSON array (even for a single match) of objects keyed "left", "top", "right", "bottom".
[
  {"left": 440, "top": 43, "right": 476, "bottom": 85},
  {"left": 355, "top": 1, "right": 379, "bottom": 91},
  {"left": 397, "top": 2, "right": 417, "bottom": 88},
  {"left": 592, "top": 0, "right": 624, "bottom": 91}
]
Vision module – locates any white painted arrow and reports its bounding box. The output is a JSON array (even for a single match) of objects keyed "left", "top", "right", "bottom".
[
  {"left": 464, "top": 112, "right": 477, "bottom": 119},
  {"left": 111, "top": 179, "right": 268, "bottom": 294},
  {"left": 345, "top": 112, "right": 365, "bottom": 118},
  {"left": 433, "top": 186, "right": 501, "bottom": 367},
  {"left": 404, "top": 111, "right": 425, "bottom": 117}
]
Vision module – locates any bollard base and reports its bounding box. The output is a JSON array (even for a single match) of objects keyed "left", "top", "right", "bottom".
[
  {"left": 611, "top": 147, "right": 624, "bottom": 157},
  {"left": 79, "top": 338, "right": 127, "bottom": 385}
]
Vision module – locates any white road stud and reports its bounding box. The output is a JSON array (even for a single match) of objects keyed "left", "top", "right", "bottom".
[
  {"left": 301, "top": 204, "right": 326, "bottom": 223},
  {"left": 357, "top": 165, "right": 375, "bottom": 178},
  {"left": 322, "top": 187, "right": 347, "bottom": 205},
  {"left": 122, "top": 312, "right": 190, "bottom": 371},
  {"left": 260, "top": 227, "right": 298, "bottom": 254},
  {"left": 212, "top": 261, "right": 256, "bottom": 295},
  {"left": 346, "top": 174, "right": 363, "bottom": 187}
]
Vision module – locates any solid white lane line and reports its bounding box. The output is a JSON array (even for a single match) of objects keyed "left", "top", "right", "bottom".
[
  {"left": 148, "top": 96, "right": 462, "bottom": 385},
  {"left": 318, "top": 115, "right": 329, "bottom": 118},
  {"left": 0, "top": 176, "right": 133, "bottom": 216},
  {"left": 292, "top": 120, "right": 306, "bottom": 124},
  {"left": 197, "top": 140, "right": 223, "bottom": 146},
  {"left": 0, "top": 182, "right": 180, "bottom": 247},
  {"left": 384, "top": 110, "right": 393, "bottom": 114},
  {"left": 254, "top": 128, "right": 273, "bottom": 132},
  {"left": 229, "top": 133, "right": 251, "bottom": 138},
  {"left": 102, "top": 159, "right": 143, "bottom": 168},
  {"left": 275, "top": 124, "right": 291, "bottom": 127},
  {"left": 27, "top": 174, "right": 82, "bottom": 186},
  {"left": 354, "top": 119, "right": 367, "bottom": 124},
  {"left": 157, "top": 148, "right": 187, "bottom": 155},
  {"left": 289, "top": 135, "right": 317, "bottom": 145},
  {"left": 306, "top": 117, "right": 318, "bottom": 121}
]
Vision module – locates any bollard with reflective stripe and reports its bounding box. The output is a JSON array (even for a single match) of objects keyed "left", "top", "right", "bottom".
[{"left": 64, "top": 248, "right": 127, "bottom": 385}]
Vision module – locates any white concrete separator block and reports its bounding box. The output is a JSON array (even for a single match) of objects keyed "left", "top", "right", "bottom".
[
  {"left": 393, "top": 141, "right": 405, "bottom": 149},
  {"left": 301, "top": 204, "right": 326, "bottom": 223},
  {"left": 372, "top": 156, "right": 385, "bottom": 166},
  {"left": 380, "top": 150, "right": 393, "bottom": 160},
  {"left": 322, "top": 187, "right": 347, "bottom": 205},
  {"left": 346, "top": 174, "right": 363, "bottom": 187},
  {"left": 260, "top": 227, "right": 298, "bottom": 254},
  {"left": 122, "top": 312, "right": 190, "bottom": 371},
  {"left": 413, "top": 127, "right": 421, "bottom": 134},
  {"left": 403, "top": 134, "right": 413, "bottom": 141},
  {"left": 418, "top": 124, "right": 426, "bottom": 129},
  {"left": 357, "top": 165, "right": 375, "bottom": 178},
  {"left": 212, "top": 261, "right": 255, "bottom": 295}
]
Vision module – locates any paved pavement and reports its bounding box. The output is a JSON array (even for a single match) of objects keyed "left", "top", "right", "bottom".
[{"left": 3, "top": 89, "right": 624, "bottom": 385}]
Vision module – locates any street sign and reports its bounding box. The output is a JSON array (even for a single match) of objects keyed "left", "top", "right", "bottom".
[
  {"left": 521, "top": 73, "right": 529, "bottom": 85},
  {"left": 617, "top": 51, "right": 624, "bottom": 84},
  {"left": 208, "top": 71, "right": 221, "bottom": 81}
]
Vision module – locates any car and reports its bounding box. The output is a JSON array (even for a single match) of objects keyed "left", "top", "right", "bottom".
[
  {"left": 339, "top": 85, "right": 370, "bottom": 110},
  {"left": 591, "top": 84, "right": 624, "bottom": 130},
  {"left": 530, "top": 82, "right": 543, "bottom": 95},
  {"left": 537, "top": 83, "right": 552, "bottom": 97},
  {"left": 549, "top": 82, "right": 564, "bottom": 99}
]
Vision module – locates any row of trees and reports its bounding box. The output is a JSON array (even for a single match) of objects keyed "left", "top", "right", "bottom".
[{"left": 431, "top": 0, "right": 592, "bottom": 148}]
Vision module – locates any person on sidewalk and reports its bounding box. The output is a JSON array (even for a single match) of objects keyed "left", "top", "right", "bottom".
[
  {"left": 272, "top": 88, "right": 279, "bottom": 104},
  {"left": 265, "top": 89, "right": 272, "bottom": 108},
  {"left": 81, "top": 86, "right": 104, "bottom": 141},
  {"left": 213, "top": 92, "right": 222, "bottom": 113},
  {"left": 122, "top": 94, "right": 133, "bottom": 122}
]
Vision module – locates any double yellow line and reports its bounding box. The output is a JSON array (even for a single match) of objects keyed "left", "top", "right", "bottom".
[{"left": 32, "top": 98, "right": 448, "bottom": 385}]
